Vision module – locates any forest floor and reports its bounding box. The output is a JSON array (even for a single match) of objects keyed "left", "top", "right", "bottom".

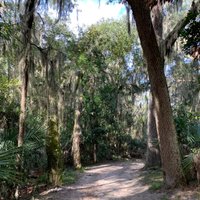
[{"left": 38, "top": 160, "right": 200, "bottom": 200}]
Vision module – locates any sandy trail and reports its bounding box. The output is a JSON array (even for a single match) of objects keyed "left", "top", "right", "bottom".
[{"left": 39, "top": 160, "right": 167, "bottom": 200}]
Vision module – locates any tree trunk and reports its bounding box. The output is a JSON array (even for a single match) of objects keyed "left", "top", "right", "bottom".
[
  {"left": 46, "top": 62, "right": 63, "bottom": 186},
  {"left": 146, "top": 94, "right": 161, "bottom": 167},
  {"left": 72, "top": 72, "right": 83, "bottom": 169},
  {"left": 58, "top": 88, "right": 64, "bottom": 132},
  {"left": 72, "top": 94, "right": 83, "bottom": 169},
  {"left": 128, "top": 0, "right": 185, "bottom": 187},
  {"left": 151, "top": 1, "right": 163, "bottom": 43},
  {"left": 17, "top": 0, "right": 38, "bottom": 147},
  {"left": 46, "top": 116, "right": 62, "bottom": 186},
  {"left": 16, "top": 1, "right": 38, "bottom": 198},
  {"left": 45, "top": 59, "right": 63, "bottom": 186},
  {"left": 18, "top": 61, "right": 29, "bottom": 147},
  {"left": 145, "top": 0, "right": 162, "bottom": 168},
  {"left": 93, "top": 143, "right": 97, "bottom": 163}
]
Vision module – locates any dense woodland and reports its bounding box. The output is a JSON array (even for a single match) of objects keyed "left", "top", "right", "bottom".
[{"left": 0, "top": 0, "right": 199, "bottom": 199}]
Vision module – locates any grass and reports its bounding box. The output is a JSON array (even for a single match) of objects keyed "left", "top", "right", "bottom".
[
  {"left": 160, "top": 195, "right": 169, "bottom": 200},
  {"left": 142, "top": 168, "right": 164, "bottom": 191},
  {"left": 62, "top": 167, "right": 84, "bottom": 185}
]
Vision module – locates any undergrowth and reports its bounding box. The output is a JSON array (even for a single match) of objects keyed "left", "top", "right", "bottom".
[
  {"left": 62, "top": 168, "right": 84, "bottom": 185},
  {"left": 142, "top": 169, "right": 163, "bottom": 191}
]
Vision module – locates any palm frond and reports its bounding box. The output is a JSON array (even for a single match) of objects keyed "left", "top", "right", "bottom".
[
  {"left": 182, "top": 153, "right": 194, "bottom": 174},
  {"left": 0, "top": 147, "right": 22, "bottom": 183}
]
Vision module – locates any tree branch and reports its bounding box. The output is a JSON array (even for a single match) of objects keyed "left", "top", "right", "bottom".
[{"left": 163, "top": 0, "right": 200, "bottom": 56}]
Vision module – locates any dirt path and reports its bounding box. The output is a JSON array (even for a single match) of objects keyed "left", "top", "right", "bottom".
[
  {"left": 39, "top": 160, "right": 200, "bottom": 200},
  {"left": 38, "top": 160, "right": 199, "bottom": 200}
]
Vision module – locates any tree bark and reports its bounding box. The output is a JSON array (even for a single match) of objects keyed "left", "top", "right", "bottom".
[
  {"left": 146, "top": 94, "right": 161, "bottom": 167},
  {"left": 93, "top": 143, "right": 97, "bottom": 163},
  {"left": 72, "top": 94, "right": 82, "bottom": 169},
  {"left": 145, "top": 0, "right": 163, "bottom": 168},
  {"left": 46, "top": 61, "right": 63, "bottom": 186},
  {"left": 58, "top": 88, "right": 64, "bottom": 132},
  {"left": 72, "top": 103, "right": 82, "bottom": 169},
  {"left": 72, "top": 72, "right": 83, "bottom": 169},
  {"left": 145, "top": 0, "right": 200, "bottom": 168},
  {"left": 18, "top": 61, "right": 29, "bottom": 147},
  {"left": 46, "top": 116, "right": 62, "bottom": 186},
  {"left": 128, "top": 0, "right": 185, "bottom": 187},
  {"left": 41, "top": 56, "right": 63, "bottom": 186}
]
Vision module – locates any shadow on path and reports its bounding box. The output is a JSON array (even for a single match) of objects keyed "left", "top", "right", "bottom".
[{"left": 38, "top": 160, "right": 198, "bottom": 200}]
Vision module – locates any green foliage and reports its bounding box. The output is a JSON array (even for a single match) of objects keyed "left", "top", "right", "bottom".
[
  {"left": 174, "top": 105, "right": 200, "bottom": 147},
  {"left": 61, "top": 169, "right": 78, "bottom": 185},
  {"left": 0, "top": 113, "right": 46, "bottom": 195},
  {"left": 0, "top": 113, "right": 48, "bottom": 199},
  {"left": 0, "top": 74, "right": 19, "bottom": 114},
  {"left": 182, "top": 152, "right": 194, "bottom": 174},
  {"left": 0, "top": 145, "right": 21, "bottom": 199},
  {"left": 173, "top": 104, "right": 200, "bottom": 181},
  {"left": 78, "top": 19, "right": 135, "bottom": 71},
  {"left": 180, "top": 10, "right": 200, "bottom": 55},
  {"left": 0, "top": 147, "right": 21, "bottom": 183},
  {"left": 0, "top": 75, "right": 19, "bottom": 93},
  {"left": 22, "top": 114, "right": 47, "bottom": 172},
  {"left": 0, "top": 0, "right": 154, "bottom": 197},
  {"left": 0, "top": 22, "right": 13, "bottom": 40},
  {"left": 1, "top": 0, "right": 199, "bottom": 195},
  {"left": 150, "top": 182, "right": 163, "bottom": 191},
  {"left": 68, "top": 19, "right": 147, "bottom": 164}
]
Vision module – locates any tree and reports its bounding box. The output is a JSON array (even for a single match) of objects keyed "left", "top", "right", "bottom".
[
  {"left": 124, "top": 0, "right": 200, "bottom": 187},
  {"left": 27, "top": 14, "right": 76, "bottom": 185},
  {"left": 46, "top": 58, "right": 63, "bottom": 186},
  {"left": 145, "top": 0, "right": 196, "bottom": 168},
  {"left": 17, "top": 0, "right": 38, "bottom": 148},
  {"left": 145, "top": 0, "right": 163, "bottom": 168},
  {"left": 146, "top": 94, "right": 161, "bottom": 167},
  {"left": 127, "top": 0, "right": 185, "bottom": 187},
  {"left": 72, "top": 71, "right": 83, "bottom": 169}
]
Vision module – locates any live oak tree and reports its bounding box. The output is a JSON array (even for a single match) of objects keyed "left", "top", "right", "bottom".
[
  {"left": 145, "top": 0, "right": 199, "bottom": 168},
  {"left": 124, "top": 0, "right": 200, "bottom": 187},
  {"left": 126, "top": 0, "right": 185, "bottom": 187},
  {"left": 124, "top": 1, "right": 162, "bottom": 168}
]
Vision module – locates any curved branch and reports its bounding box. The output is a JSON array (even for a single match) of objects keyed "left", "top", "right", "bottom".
[{"left": 163, "top": 0, "right": 200, "bottom": 56}]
